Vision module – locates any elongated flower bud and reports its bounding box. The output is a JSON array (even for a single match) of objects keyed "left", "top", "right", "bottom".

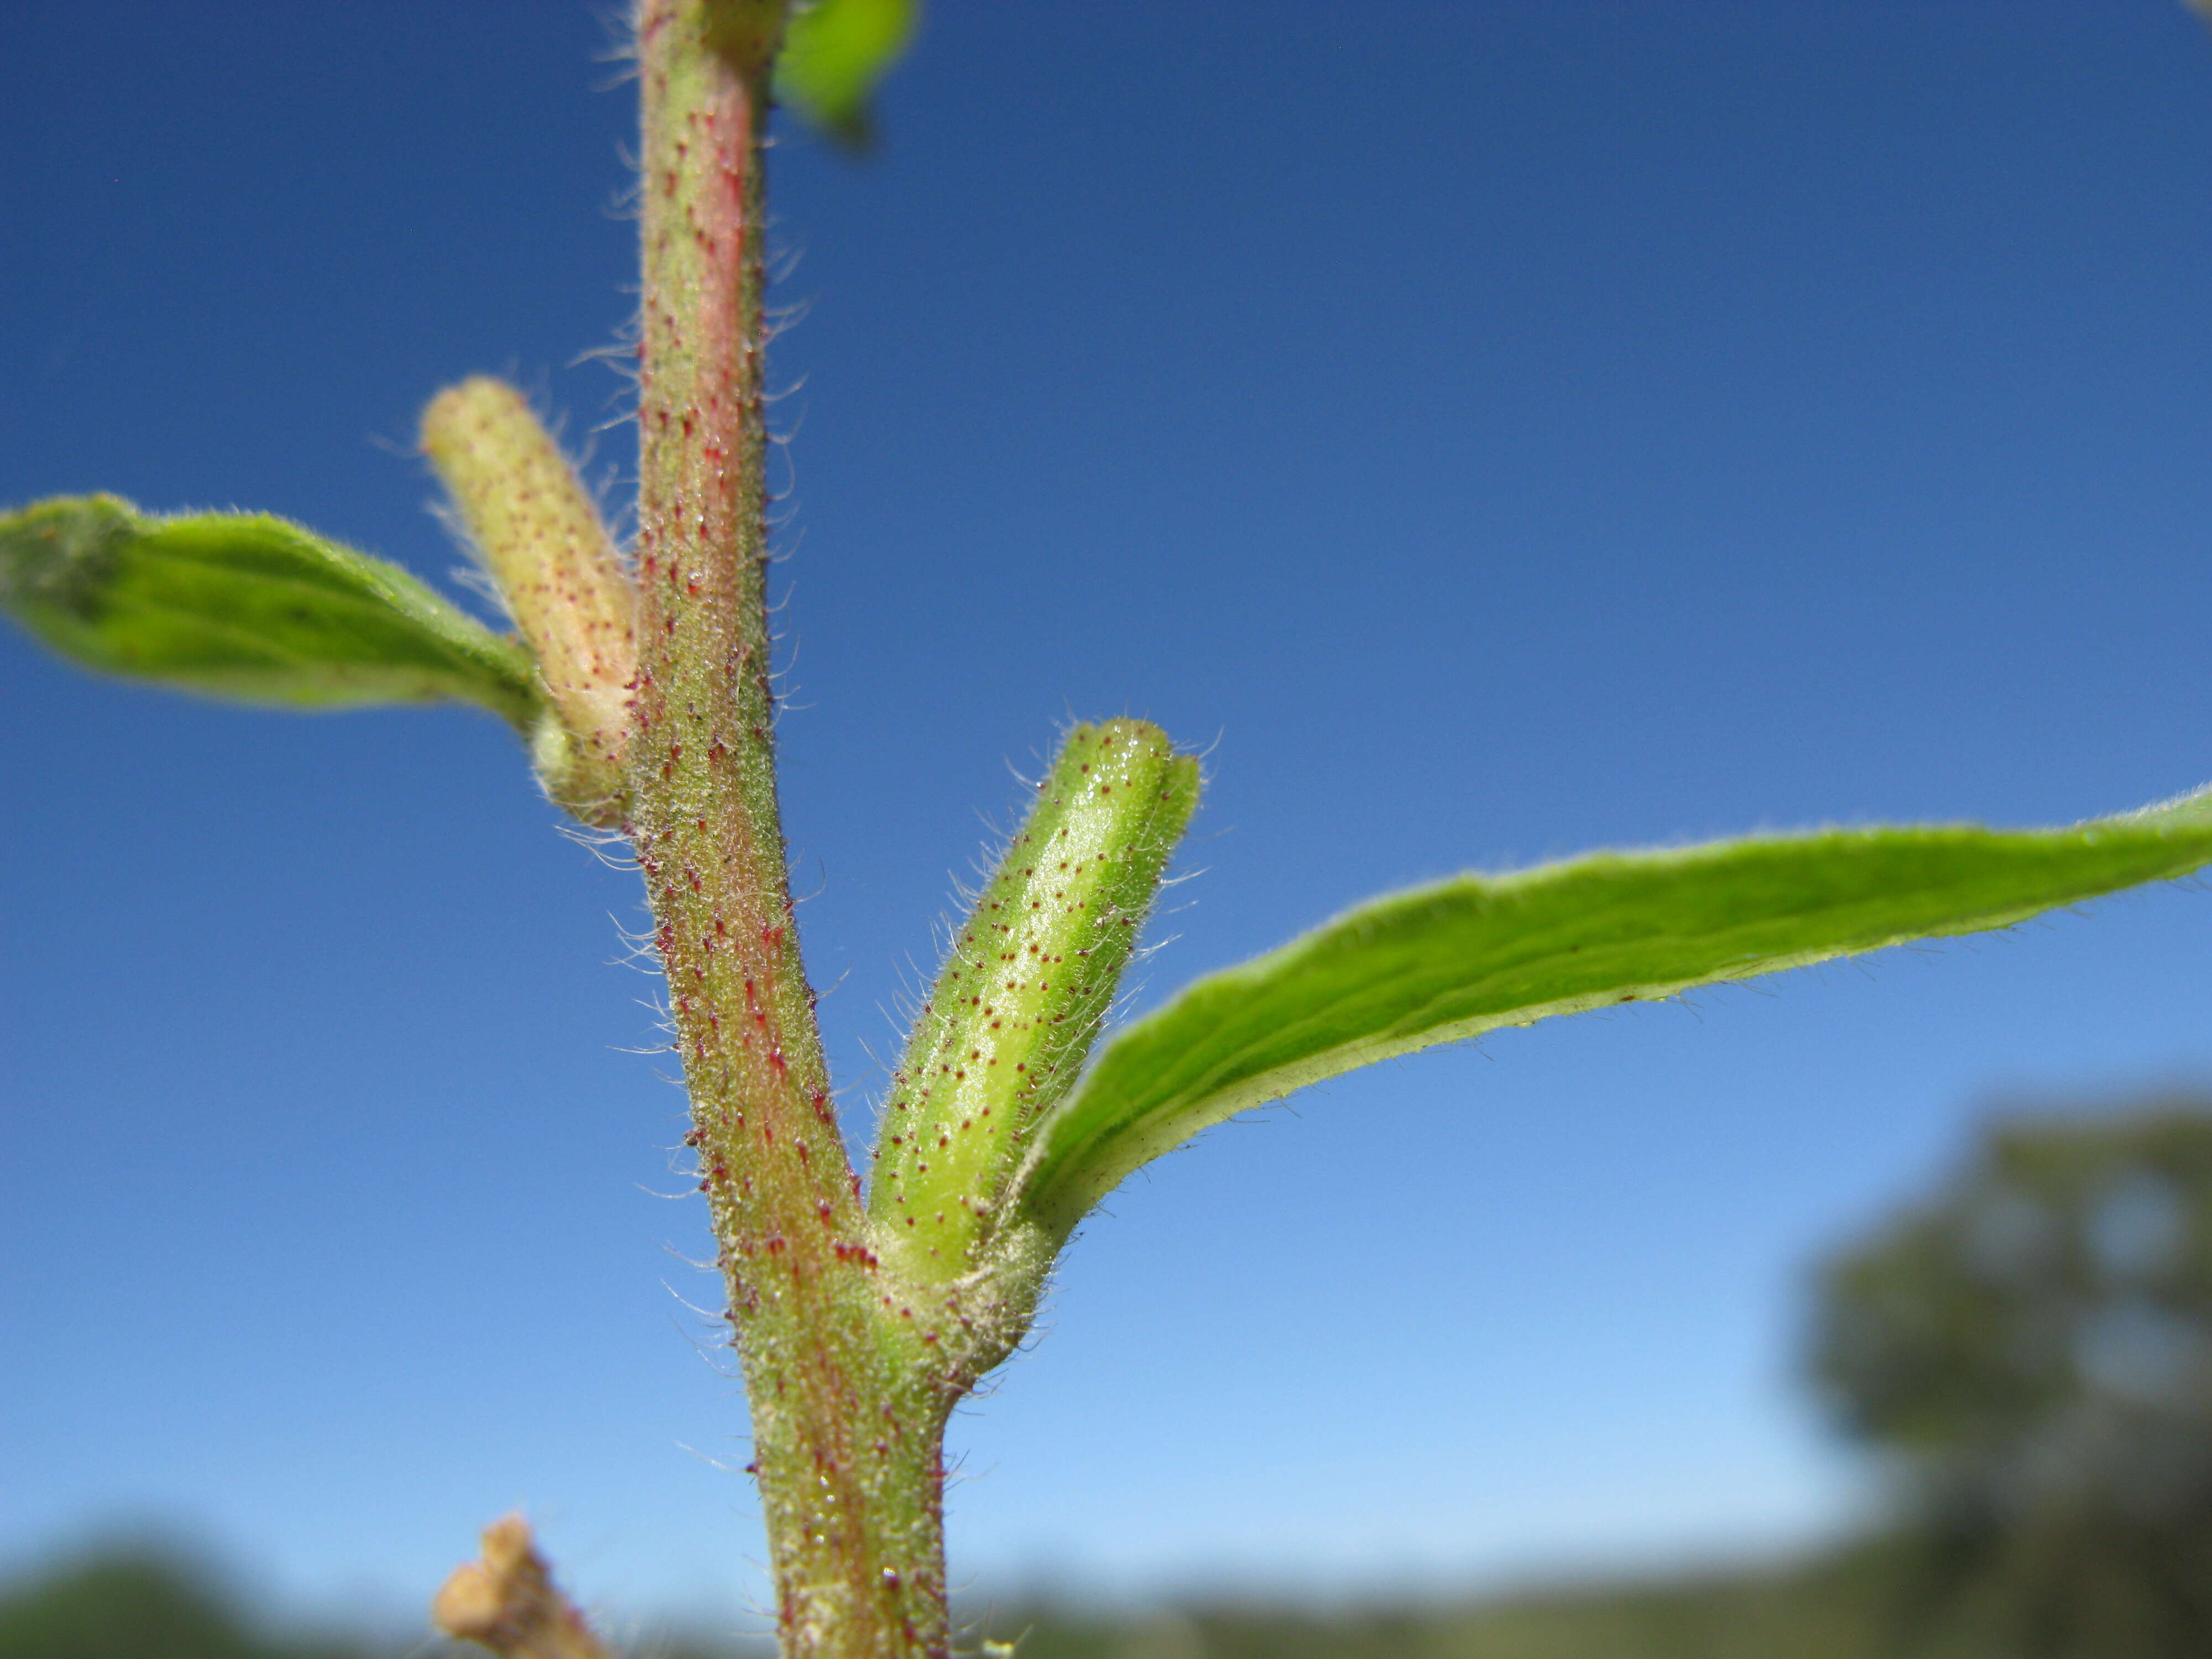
[
  {"left": 421, "top": 377, "right": 635, "bottom": 825},
  {"left": 869, "top": 719, "right": 1201, "bottom": 1279}
]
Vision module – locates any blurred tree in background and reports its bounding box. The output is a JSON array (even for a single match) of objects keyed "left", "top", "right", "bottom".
[
  {"left": 1812, "top": 1095, "right": 2212, "bottom": 1656},
  {"left": 0, "top": 1550, "right": 372, "bottom": 1659}
]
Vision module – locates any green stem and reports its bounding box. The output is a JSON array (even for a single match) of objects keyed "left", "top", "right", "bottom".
[{"left": 630, "top": 4, "right": 953, "bottom": 1653}]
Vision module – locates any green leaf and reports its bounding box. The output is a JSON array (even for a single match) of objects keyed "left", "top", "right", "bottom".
[
  {"left": 0, "top": 494, "right": 542, "bottom": 726},
  {"left": 1006, "top": 788, "right": 2212, "bottom": 1240},
  {"left": 775, "top": 0, "right": 919, "bottom": 148}
]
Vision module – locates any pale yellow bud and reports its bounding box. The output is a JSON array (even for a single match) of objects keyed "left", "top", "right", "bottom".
[
  {"left": 431, "top": 1513, "right": 614, "bottom": 1659},
  {"left": 422, "top": 377, "right": 636, "bottom": 826}
]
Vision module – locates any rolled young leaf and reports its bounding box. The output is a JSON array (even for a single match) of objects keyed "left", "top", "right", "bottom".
[
  {"left": 869, "top": 719, "right": 1199, "bottom": 1280},
  {"left": 421, "top": 378, "right": 637, "bottom": 826},
  {"left": 1005, "top": 786, "right": 2212, "bottom": 1241},
  {"left": 0, "top": 494, "right": 541, "bottom": 726}
]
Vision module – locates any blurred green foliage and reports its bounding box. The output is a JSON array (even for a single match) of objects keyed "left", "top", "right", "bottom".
[
  {"left": 1811, "top": 1097, "right": 2212, "bottom": 1655},
  {"left": 774, "top": 0, "right": 919, "bottom": 149},
  {"left": 2, "top": 1531, "right": 2205, "bottom": 1658},
  {"left": 1816, "top": 1100, "right": 2212, "bottom": 1474},
  {"left": 0, "top": 1550, "right": 372, "bottom": 1659},
  {"left": 971, "top": 1545, "right": 1917, "bottom": 1658},
  {"left": 0, "top": 1546, "right": 1907, "bottom": 1659}
]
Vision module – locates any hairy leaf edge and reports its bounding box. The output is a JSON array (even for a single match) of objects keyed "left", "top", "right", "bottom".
[{"left": 1008, "top": 786, "right": 2212, "bottom": 1238}]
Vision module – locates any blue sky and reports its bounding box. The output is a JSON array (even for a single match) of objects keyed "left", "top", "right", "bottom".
[{"left": 6, "top": 0, "right": 2212, "bottom": 1634}]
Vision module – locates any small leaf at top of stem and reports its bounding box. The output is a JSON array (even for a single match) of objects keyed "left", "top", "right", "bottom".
[{"left": 775, "top": 0, "right": 920, "bottom": 149}]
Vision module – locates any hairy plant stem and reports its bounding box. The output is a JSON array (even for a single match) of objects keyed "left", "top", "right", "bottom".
[{"left": 629, "top": 4, "right": 958, "bottom": 1654}]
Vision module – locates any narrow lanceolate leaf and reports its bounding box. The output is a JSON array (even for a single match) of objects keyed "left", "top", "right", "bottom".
[
  {"left": 774, "top": 0, "right": 919, "bottom": 147},
  {"left": 869, "top": 720, "right": 1199, "bottom": 1280},
  {"left": 1007, "top": 787, "right": 2212, "bottom": 1241},
  {"left": 0, "top": 495, "right": 540, "bottom": 726}
]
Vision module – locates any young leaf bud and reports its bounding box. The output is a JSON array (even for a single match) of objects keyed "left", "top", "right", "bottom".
[
  {"left": 421, "top": 378, "right": 636, "bottom": 826},
  {"left": 869, "top": 719, "right": 1200, "bottom": 1279}
]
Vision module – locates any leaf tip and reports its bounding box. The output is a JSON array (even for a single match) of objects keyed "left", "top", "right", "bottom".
[{"left": 0, "top": 493, "right": 145, "bottom": 632}]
